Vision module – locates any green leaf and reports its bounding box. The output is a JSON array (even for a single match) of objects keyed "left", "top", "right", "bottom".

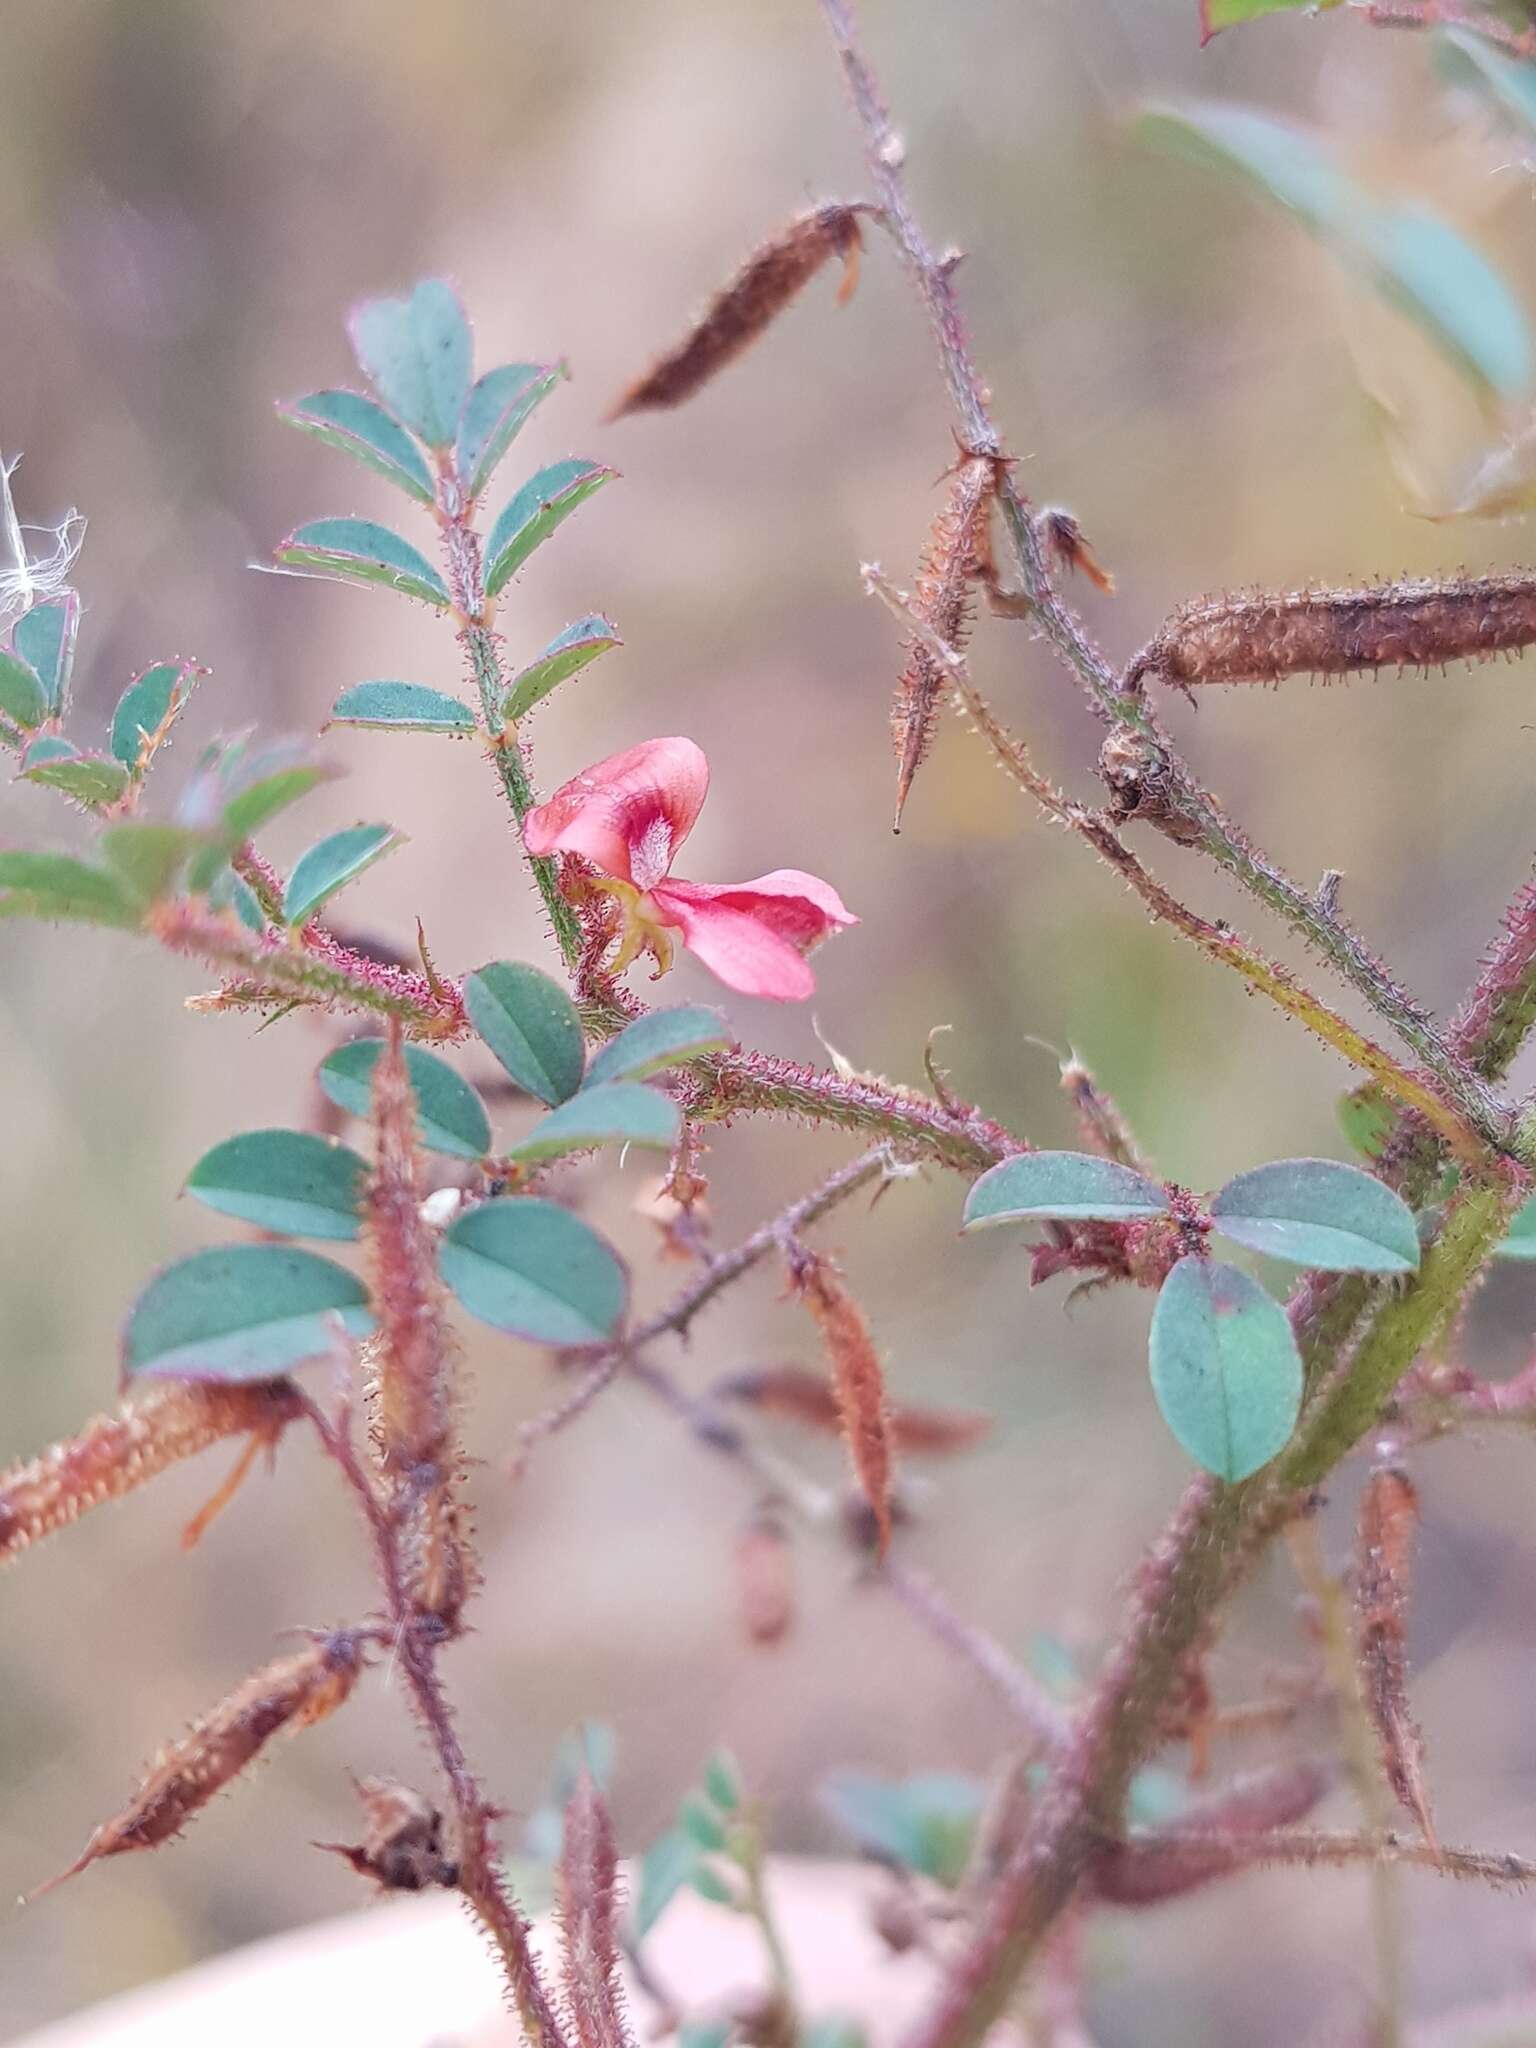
[
  {"left": 818, "top": 1772, "right": 982, "bottom": 1888},
  {"left": 222, "top": 763, "right": 330, "bottom": 842},
  {"left": 110, "top": 661, "right": 198, "bottom": 770},
  {"left": 465, "top": 960, "right": 586, "bottom": 1106},
  {"left": 21, "top": 739, "right": 130, "bottom": 808},
  {"left": 1147, "top": 1256, "right": 1303, "bottom": 1481},
  {"left": 703, "top": 1751, "right": 742, "bottom": 1813},
  {"left": 585, "top": 1006, "right": 732, "bottom": 1089},
  {"left": 99, "top": 822, "right": 192, "bottom": 906},
  {"left": 677, "top": 2024, "right": 732, "bottom": 2048},
  {"left": 457, "top": 361, "right": 566, "bottom": 499},
  {"left": 0, "top": 849, "right": 140, "bottom": 927},
  {"left": 1338, "top": 1083, "right": 1395, "bottom": 1161},
  {"left": 328, "top": 680, "right": 476, "bottom": 734},
  {"left": 1496, "top": 1193, "right": 1536, "bottom": 1260},
  {"left": 0, "top": 649, "right": 47, "bottom": 730},
  {"left": 348, "top": 279, "right": 472, "bottom": 449},
  {"left": 12, "top": 596, "right": 78, "bottom": 712},
  {"left": 504, "top": 614, "right": 622, "bottom": 722},
  {"left": 283, "top": 822, "right": 403, "bottom": 924},
  {"left": 689, "top": 1865, "right": 735, "bottom": 1907},
  {"left": 484, "top": 460, "right": 615, "bottom": 601},
  {"left": 185, "top": 1129, "right": 367, "bottom": 1241},
  {"left": 209, "top": 864, "right": 266, "bottom": 932},
  {"left": 318, "top": 1039, "right": 491, "bottom": 1160},
  {"left": 274, "top": 518, "right": 451, "bottom": 609},
  {"left": 799, "top": 2024, "right": 868, "bottom": 2048},
  {"left": 277, "top": 389, "right": 436, "bottom": 504},
  {"left": 508, "top": 1082, "right": 680, "bottom": 1165},
  {"left": 963, "top": 1151, "right": 1171, "bottom": 1228},
  {"left": 182, "top": 750, "right": 334, "bottom": 894},
  {"left": 1210, "top": 1158, "right": 1420, "bottom": 1273},
  {"left": 439, "top": 1198, "right": 628, "bottom": 1344},
  {"left": 633, "top": 1828, "right": 701, "bottom": 1939},
  {"left": 1199, "top": 0, "right": 1340, "bottom": 42},
  {"left": 1137, "top": 101, "right": 1533, "bottom": 402},
  {"left": 1439, "top": 27, "right": 1536, "bottom": 135},
  {"left": 123, "top": 1244, "right": 374, "bottom": 1382},
  {"left": 679, "top": 1794, "right": 729, "bottom": 1852}
]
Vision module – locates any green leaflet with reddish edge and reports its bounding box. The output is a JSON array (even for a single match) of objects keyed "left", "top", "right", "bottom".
[
  {"left": 457, "top": 361, "right": 566, "bottom": 499},
  {"left": 1210, "top": 1158, "right": 1420, "bottom": 1273},
  {"left": 504, "top": 614, "right": 622, "bottom": 722},
  {"left": 484, "top": 461, "right": 615, "bottom": 601},
  {"left": 276, "top": 389, "right": 436, "bottom": 504},
  {"left": 1199, "top": 0, "right": 1339, "bottom": 43},
  {"left": 328, "top": 680, "right": 476, "bottom": 734},
  {"left": 348, "top": 280, "right": 472, "bottom": 449},
  {"left": 508, "top": 1081, "right": 680, "bottom": 1164},
  {"left": 123, "top": 1244, "right": 374, "bottom": 1383},
  {"left": 439, "top": 1198, "right": 628, "bottom": 1344},
  {"left": 464, "top": 960, "right": 586, "bottom": 1106},
  {"left": 12, "top": 596, "right": 78, "bottom": 712},
  {"left": 583, "top": 1004, "right": 732, "bottom": 1087},
  {"left": 185, "top": 1129, "right": 366, "bottom": 1241},
  {"left": 0, "top": 648, "right": 47, "bottom": 731},
  {"left": 0, "top": 849, "right": 140, "bottom": 927},
  {"left": 110, "top": 660, "right": 199, "bottom": 771},
  {"left": 273, "top": 518, "right": 451, "bottom": 609},
  {"left": 282, "top": 822, "right": 403, "bottom": 924},
  {"left": 318, "top": 1039, "right": 491, "bottom": 1160},
  {"left": 21, "top": 738, "right": 129, "bottom": 808},
  {"left": 1148, "top": 1256, "right": 1303, "bottom": 1481},
  {"left": 1136, "top": 102, "right": 1533, "bottom": 404},
  {"left": 962, "top": 1150, "right": 1170, "bottom": 1227}
]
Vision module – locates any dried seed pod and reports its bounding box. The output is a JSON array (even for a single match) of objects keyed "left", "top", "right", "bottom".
[
  {"left": 737, "top": 1508, "right": 795, "bottom": 1647},
  {"left": 0, "top": 1379, "right": 303, "bottom": 1568},
  {"left": 784, "top": 1246, "right": 894, "bottom": 1556},
  {"left": 558, "top": 1774, "right": 634, "bottom": 2048},
  {"left": 1097, "top": 728, "right": 1204, "bottom": 846},
  {"left": 1355, "top": 1464, "right": 1436, "bottom": 1846},
  {"left": 1058, "top": 1054, "right": 1145, "bottom": 1171},
  {"left": 35, "top": 1631, "right": 364, "bottom": 1894},
  {"left": 607, "top": 203, "right": 867, "bottom": 420},
  {"left": 1038, "top": 508, "right": 1115, "bottom": 594},
  {"left": 891, "top": 455, "right": 997, "bottom": 829},
  {"left": 717, "top": 1364, "right": 991, "bottom": 1454},
  {"left": 1127, "top": 573, "right": 1536, "bottom": 693},
  {"left": 318, "top": 1776, "right": 458, "bottom": 1892},
  {"left": 365, "top": 1023, "right": 470, "bottom": 1629},
  {"left": 1089, "top": 1760, "right": 1330, "bottom": 1905}
]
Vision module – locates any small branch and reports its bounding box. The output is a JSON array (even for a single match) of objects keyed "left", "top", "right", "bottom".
[
  {"left": 880, "top": 1558, "right": 1069, "bottom": 1752},
  {"left": 1105, "top": 1823, "right": 1536, "bottom": 1893}
]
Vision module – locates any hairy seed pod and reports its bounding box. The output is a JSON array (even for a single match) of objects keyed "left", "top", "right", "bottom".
[
  {"left": 0, "top": 1379, "right": 303, "bottom": 1567},
  {"left": 1127, "top": 573, "right": 1536, "bottom": 693},
  {"left": 1355, "top": 1465, "right": 1436, "bottom": 1845},
  {"left": 785, "top": 1245, "right": 894, "bottom": 1557},
  {"left": 365, "top": 1024, "right": 470, "bottom": 1629},
  {"left": 36, "top": 1631, "right": 364, "bottom": 1894},
  {"left": 558, "top": 1774, "right": 634, "bottom": 2048},
  {"left": 1089, "top": 1760, "right": 1330, "bottom": 1905},
  {"left": 892, "top": 455, "right": 997, "bottom": 829},
  {"left": 318, "top": 1776, "right": 458, "bottom": 1893},
  {"left": 737, "top": 1508, "right": 794, "bottom": 1647},
  {"left": 717, "top": 1363, "right": 991, "bottom": 1454},
  {"left": 607, "top": 203, "right": 867, "bottom": 420}
]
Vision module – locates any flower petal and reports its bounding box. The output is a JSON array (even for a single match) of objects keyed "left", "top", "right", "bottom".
[
  {"left": 651, "top": 870, "right": 857, "bottom": 1002},
  {"left": 523, "top": 737, "right": 709, "bottom": 888}
]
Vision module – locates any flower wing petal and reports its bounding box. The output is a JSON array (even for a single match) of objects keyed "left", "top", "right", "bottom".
[
  {"left": 652, "top": 870, "right": 857, "bottom": 1002},
  {"left": 523, "top": 737, "right": 710, "bottom": 887}
]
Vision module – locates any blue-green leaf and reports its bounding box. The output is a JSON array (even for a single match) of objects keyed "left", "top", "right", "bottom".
[
  {"left": 439, "top": 1198, "right": 628, "bottom": 1344},
  {"left": 210, "top": 865, "right": 266, "bottom": 932},
  {"left": 457, "top": 361, "right": 566, "bottom": 499},
  {"left": 0, "top": 649, "right": 47, "bottom": 730},
  {"left": 99, "top": 822, "right": 192, "bottom": 906},
  {"left": 632, "top": 1828, "right": 701, "bottom": 1940},
  {"left": 273, "top": 518, "right": 451, "bottom": 608},
  {"left": 484, "top": 461, "right": 615, "bottom": 601},
  {"left": 277, "top": 389, "right": 436, "bottom": 504},
  {"left": 348, "top": 280, "right": 472, "bottom": 449},
  {"left": 1210, "top": 1158, "right": 1420, "bottom": 1273},
  {"left": 1148, "top": 1256, "right": 1303, "bottom": 1481},
  {"left": 21, "top": 739, "right": 129, "bottom": 808},
  {"left": 1137, "top": 101, "right": 1533, "bottom": 402},
  {"left": 318, "top": 1038, "right": 492, "bottom": 1160},
  {"left": 185, "top": 1129, "right": 366, "bottom": 1241},
  {"left": 679, "top": 1794, "right": 729, "bottom": 1852},
  {"left": 123, "top": 1244, "right": 374, "bottom": 1382},
  {"left": 504, "top": 615, "right": 622, "bottom": 721},
  {"left": 0, "top": 849, "right": 140, "bottom": 927},
  {"left": 12, "top": 596, "right": 78, "bottom": 712},
  {"left": 963, "top": 1151, "right": 1171, "bottom": 1228},
  {"left": 1439, "top": 28, "right": 1536, "bottom": 136},
  {"left": 818, "top": 1772, "right": 983, "bottom": 1888},
  {"left": 465, "top": 960, "right": 586, "bottom": 1105},
  {"left": 110, "top": 661, "right": 199, "bottom": 771},
  {"left": 584, "top": 1005, "right": 732, "bottom": 1088},
  {"left": 1496, "top": 1193, "right": 1536, "bottom": 1261},
  {"left": 283, "top": 822, "right": 403, "bottom": 924},
  {"left": 704, "top": 1750, "right": 742, "bottom": 1813},
  {"left": 328, "top": 680, "right": 476, "bottom": 734},
  {"left": 509, "top": 1082, "right": 681, "bottom": 1164}
]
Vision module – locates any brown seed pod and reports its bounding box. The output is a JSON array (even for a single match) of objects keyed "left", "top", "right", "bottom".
[
  {"left": 1127, "top": 573, "right": 1536, "bottom": 693},
  {"left": 737, "top": 1507, "right": 794, "bottom": 1647},
  {"left": 717, "top": 1363, "right": 992, "bottom": 1455},
  {"left": 35, "top": 1631, "right": 364, "bottom": 1895},
  {"left": 607, "top": 203, "right": 868, "bottom": 420},
  {"left": 364, "top": 1023, "right": 470, "bottom": 1629},
  {"left": 0, "top": 1378, "right": 303, "bottom": 1568},
  {"left": 1097, "top": 728, "right": 1204, "bottom": 846},
  {"left": 891, "top": 455, "right": 998, "bottom": 829},
  {"left": 784, "top": 1246, "right": 894, "bottom": 1557},
  {"left": 1355, "top": 1464, "right": 1436, "bottom": 1846},
  {"left": 318, "top": 1776, "right": 458, "bottom": 1893}
]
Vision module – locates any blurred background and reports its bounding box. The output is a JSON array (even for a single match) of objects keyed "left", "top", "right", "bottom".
[{"left": 5, "top": 0, "right": 1536, "bottom": 2039}]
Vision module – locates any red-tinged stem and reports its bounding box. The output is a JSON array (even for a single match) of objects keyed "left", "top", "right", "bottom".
[
  {"left": 1359, "top": 1, "right": 1536, "bottom": 55},
  {"left": 1101, "top": 1824, "right": 1536, "bottom": 1893}
]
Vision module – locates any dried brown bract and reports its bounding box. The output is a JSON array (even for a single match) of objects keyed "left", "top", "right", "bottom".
[
  {"left": 607, "top": 203, "right": 868, "bottom": 420},
  {"left": 1127, "top": 573, "right": 1536, "bottom": 693},
  {"left": 319, "top": 1776, "right": 458, "bottom": 1892},
  {"left": 1355, "top": 1464, "right": 1437, "bottom": 1846},
  {"left": 718, "top": 1363, "right": 991, "bottom": 1454},
  {"left": 784, "top": 1245, "right": 894, "bottom": 1556},
  {"left": 1097, "top": 728, "right": 1203, "bottom": 846},
  {"left": 0, "top": 1378, "right": 302, "bottom": 1567},
  {"left": 558, "top": 1774, "right": 635, "bottom": 2048},
  {"left": 891, "top": 454, "right": 997, "bottom": 829},
  {"left": 35, "top": 1631, "right": 364, "bottom": 1895},
  {"left": 1039, "top": 508, "right": 1115, "bottom": 594},
  {"left": 1059, "top": 1054, "right": 1145, "bottom": 1171}
]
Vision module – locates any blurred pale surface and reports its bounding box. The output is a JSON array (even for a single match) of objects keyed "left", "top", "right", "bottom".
[{"left": 5, "top": 2, "right": 1536, "bottom": 2041}]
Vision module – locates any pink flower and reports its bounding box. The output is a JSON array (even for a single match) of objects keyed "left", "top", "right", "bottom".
[{"left": 524, "top": 736, "right": 856, "bottom": 1002}]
